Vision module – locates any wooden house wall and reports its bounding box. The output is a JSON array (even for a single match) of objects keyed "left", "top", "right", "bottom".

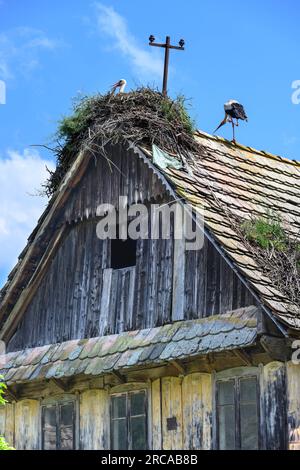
[
  {"left": 287, "top": 362, "right": 300, "bottom": 450},
  {"left": 1, "top": 362, "right": 299, "bottom": 450},
  {"left": 7, "top": 146, "right": 256, "bottom": 352}
]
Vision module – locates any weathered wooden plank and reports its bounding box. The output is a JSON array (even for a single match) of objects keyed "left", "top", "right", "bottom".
[
  {"left": 286, "top": 362, "right": 300, "bottom": 450},
  {"left": 14, "top": 399, "right": 39, "bottom": 450},
  {"left": 261, "top": 362, "right": 287, "bottom": 450},
  {"left": 79, "top": 389, "right": 109, "bottom": 450},
  {"left": 0, "top": 403, "right": 14, "bottom": 448},
  {"left": 161, "top": 377, "right": 183, "bottom": 449},
  {"left": 151, "top": 378, "right": 162, "bottom": 450},
  {"left": 182, "top": 373, "right": 212, "bottom": 450},
  {"left": 172, "top": 238, "right": 185, "bottom": 321}
]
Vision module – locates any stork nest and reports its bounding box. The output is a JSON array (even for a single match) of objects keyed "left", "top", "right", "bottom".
[{"left": 43, "top": 87, "right": 199, "bottom": 196}]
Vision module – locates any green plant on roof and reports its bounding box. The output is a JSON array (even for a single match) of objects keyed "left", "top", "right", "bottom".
[
  {"left": 0, "top": 375, "right": 14, "bottom": 450},
  {"left": 241, "top": 214, "right": 288, "bottom": 251},
  {"left": 236, "top": 212, "right": 300, "bottom": 308}
]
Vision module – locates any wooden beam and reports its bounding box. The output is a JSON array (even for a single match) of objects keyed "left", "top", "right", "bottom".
[
  {"left": 171, "top": 360, "right": 186, "bottom": 375},
  {"left": 50, "top": 378, "right": 70, "bottom": 392},
  {"left": 5, "top": 385, "right": 19, "bottom": 402},
  {"left": 111, "top": 371, "right": 126, "bottom": 384},
  {"left": 260, "top": 335, "right": 288, "bottom": 361},
  {"left": 234, "top": 349, "right": 253, "bottom": 366}
]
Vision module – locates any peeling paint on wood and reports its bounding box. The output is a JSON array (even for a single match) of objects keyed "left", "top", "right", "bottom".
[
  {"left": 14, "top": 399, "right": 39, "bottom": 450},
  {"left": 151, "top": 378, "right": 162, "bottom": 450},
  {"left": 161, "top": 377, "right": 183, "bottom": 449},
  {"left": 0, "top": 403, "right": 14, "bottom": 448},
  {"left": 287, "top": 362, "right": 300, "bottom": 450},
  {"left": 182, "top": 373, "right": 212, "bottom": 450},
  {"left": 79, "top": 389, "right": 109, "bottom": 450},
  {"left": 262, "top": 362, "right": 287, "bottom": 450}
]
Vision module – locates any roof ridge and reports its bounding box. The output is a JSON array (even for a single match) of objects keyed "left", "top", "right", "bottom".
[{"left": 195, "top": 130, "right": 300, "bottom": 167}]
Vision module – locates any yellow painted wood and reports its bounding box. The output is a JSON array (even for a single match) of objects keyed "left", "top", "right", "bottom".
[
  {"left": 151, "top": 379, "right": 162, "bottom": 450},
  {"left": 161, "top": 376, "right": 183, "bottom": 450},
  {"left": 182, "top": 373, "right": 212, "bottom": 450},
  {"left": 287, "top": 362, "right": 300, "bottom": 450},
  {"left": 0, "top": 403, "right": 14, "bottom": 448},
  {"left": 80, "top": 389, "right": 109, "bottom": 449},
  {"left": 14, "top": 399, "right": 39, "bottom": 449}
]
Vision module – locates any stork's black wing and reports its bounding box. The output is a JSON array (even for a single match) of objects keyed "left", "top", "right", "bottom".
[{"left": 231, "top": 103, "right": 248, "bottom": 121}]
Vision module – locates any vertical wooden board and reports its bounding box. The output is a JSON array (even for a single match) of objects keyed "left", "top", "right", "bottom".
[
  {"left": 79, "top": 389, "right": 109, "bottom": 450},
  {"left": 14, "top": 399, "right": 39, "bottom": 450},
  {"left": 151, "top": 379, "right": 162, "bottom": 450},
  {"left": 161, "top": 377, "right": 183, "bottom": 450},
  {"left": 287, "top": 362, "right": 300, "bottom": 450},
  {"left": 0, "top": 406, "right": 5, "bottom": 436},
  {"left": 0, "top": 403, "right": 14, "bottom": 448},
  {"left": 182, "top": 373, "right": 212, "bottom": 450},
  {"left": 172, "top": 238, "right": 185, "bottom": 321},
  {"left": 262, "top": 362, "right": 287, "bottom": 450}
]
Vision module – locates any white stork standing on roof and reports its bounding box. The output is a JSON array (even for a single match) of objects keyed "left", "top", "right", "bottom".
[
  {"left": 214, "top": 100, "right": 248, "bottom": 143},
  {"left": 111, "top": 79, "right": 127, "bottom": 94}
]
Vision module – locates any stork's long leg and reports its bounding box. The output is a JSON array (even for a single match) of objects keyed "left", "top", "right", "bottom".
[
  {"left": 236, "top": 119, "right": 239, "bottom": 127},
  {"left": 232, "top": 120, "right": 236, "bottom": 143}
]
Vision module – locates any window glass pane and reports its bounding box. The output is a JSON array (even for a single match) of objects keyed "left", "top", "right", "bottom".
[
  {"left": 60, "top": 403, "right": 74, "bottom": 426},
  {"left": 218, "top": 405, "right": 236, "bottom": 450},
  {"left": 60, "top": 426, "right": 74, "bottom": 450},
  {"left": 240, "top": 377, "right": 257, "bottom": 403},
  {"left": 217, "top": 380, "right": 235, "bottom": 450},
  {"left": 112, "top": 418, "right": 127, "bottom": 450},
  {"left": 59, "top": 403, "right": 74, "bottom": 450},
  {"left": 131, "top": 415, "right": 147, "bottom": 450},
  {"left": 240, "top": 378, "right": 259, "bottom": 450},
  {"left": 218, "top": 380, "right": 234, "bottom": 405},
  {"left": 112, "top": 395, "right": 127, "bottom": 418},
  {"left": 130, "top": 392, "right": 145, "bottom": 416},
  {"left": 43, "top": 406, "right": 57, "bottom": 450},
  {"left": 240, "top": 403, "right": 259, "bottom": 450}
]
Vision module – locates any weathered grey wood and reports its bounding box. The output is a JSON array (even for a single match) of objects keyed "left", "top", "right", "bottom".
[{"left": 7, "top": 146, "right": 257, "bottom": 352}]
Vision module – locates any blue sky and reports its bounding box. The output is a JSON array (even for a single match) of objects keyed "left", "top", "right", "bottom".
[{"left": 0, "top": 0, "right": 300, "bottom": 287}]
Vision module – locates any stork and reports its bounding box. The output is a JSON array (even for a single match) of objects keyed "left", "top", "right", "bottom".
[
  {"left": 111, "top": 79, "right": 127, "bottom": 94},
  {"left": 214, "top": 100, "right": 248, "bottom": 143}
]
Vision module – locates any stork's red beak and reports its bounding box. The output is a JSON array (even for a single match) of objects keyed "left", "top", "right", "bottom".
[{"left": 111, "top": 81, "right": 121, "bottom": 88}]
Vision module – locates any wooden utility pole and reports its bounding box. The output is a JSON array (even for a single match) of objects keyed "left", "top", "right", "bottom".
[{"left": 148, "top": 35, "right": 185, "bottom": 96}]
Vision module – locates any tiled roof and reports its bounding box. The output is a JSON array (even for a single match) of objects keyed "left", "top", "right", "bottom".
[
  {"left": 0, "top": 307, "right": 257, "bottom": 385},
  {"left": 144, "top": 131, "right": 300, "bottom": 328}
]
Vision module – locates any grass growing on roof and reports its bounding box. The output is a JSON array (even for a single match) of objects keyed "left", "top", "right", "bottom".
[
  {"left": 44, "top": 88, "right": 198, "bottom": 196},
  {"left": 239, "top": 213, "right": 300, "bottom": 308}
]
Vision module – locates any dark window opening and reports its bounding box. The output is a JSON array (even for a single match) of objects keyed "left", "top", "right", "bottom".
[
  {"left": 216, "top": 376, "right": 259, "bottom": 450},
  {"left": 111, "top": 391, "right": 147, "bottom": 450},
  {"left": 110, "top": 225, "right": 137, "bottom": 269},
  {"left": 42, "top": 401, "right": 75, "bottom": 450}
]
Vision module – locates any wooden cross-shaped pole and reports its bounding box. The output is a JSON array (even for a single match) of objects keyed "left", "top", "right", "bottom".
[{"left": 149, "top": 35, "right": 185, "bottom": 96}]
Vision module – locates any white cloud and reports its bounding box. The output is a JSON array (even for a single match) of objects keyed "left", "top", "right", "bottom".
[
  {"left": 94, "top": 3, "right": 163, "bottom": 80},
  {"left": 0, "top": 149, "right": 54, "bottom": 277},
  {"left": 0, "top": 27, "right": 60, "bottom": 80}
]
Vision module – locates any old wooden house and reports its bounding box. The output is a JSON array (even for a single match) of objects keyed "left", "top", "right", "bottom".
[{"left": 0, "top": 130, "right": 299, "bottom": 450}]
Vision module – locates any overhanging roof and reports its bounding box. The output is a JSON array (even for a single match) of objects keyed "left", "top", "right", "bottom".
[{"left": 0, "top": 307, "right": 257, "bottom": 385}]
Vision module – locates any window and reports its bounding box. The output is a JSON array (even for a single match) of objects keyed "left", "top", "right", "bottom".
[
  {"left": 42, "top": 401, "right": 75, "bottom": 450},
  {"left": 216, "top": 376, "right": 259, "bottom": 450},
  {"left": 111, "top": 391, "right": 147, "bottom": 450},
  {"left": 110, "top": 225, "right": 137, "bottom": 269}
]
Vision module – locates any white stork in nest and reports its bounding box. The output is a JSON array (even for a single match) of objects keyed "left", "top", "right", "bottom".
[
  {"left": 214, "top": 100, "right": 248, "bottom": 143},
  {"left": 111, "top": 79, "right": 127, "bottom": 94}
]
